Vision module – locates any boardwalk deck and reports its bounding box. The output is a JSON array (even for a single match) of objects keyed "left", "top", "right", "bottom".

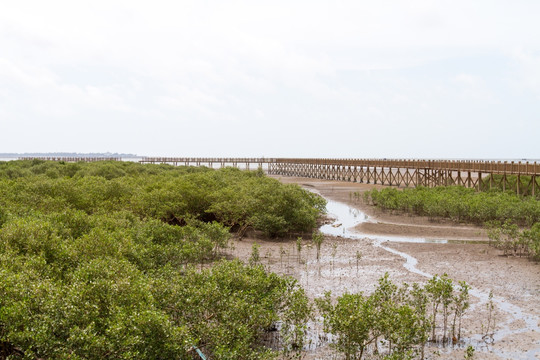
[
  {"left": 140, "top": 157, "right": 540, "bottom": 195},
  {"left": 19, "top": 157, "right": 121, "bottom": 162}
]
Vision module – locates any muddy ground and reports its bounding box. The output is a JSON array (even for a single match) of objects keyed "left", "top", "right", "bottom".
[{"left": 229, "top": 177, "right": 540, "bottom": 360}]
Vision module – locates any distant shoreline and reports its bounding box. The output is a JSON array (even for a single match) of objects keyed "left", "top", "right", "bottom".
[
  {"left": 1, "top": 155, "right": 538, "bottom": 163},
  {"left": 0, "top": 153, "right": 139, "bottom": 158}
]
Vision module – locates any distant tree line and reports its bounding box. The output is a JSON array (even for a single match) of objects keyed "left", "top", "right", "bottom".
[{"left": 0, "top": 152, "right": 138, "bottom": 158}]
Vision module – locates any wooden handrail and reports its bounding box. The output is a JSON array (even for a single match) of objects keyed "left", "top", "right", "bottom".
[{"left": 138, "top": 158, "right": 540, "bottom": 176}]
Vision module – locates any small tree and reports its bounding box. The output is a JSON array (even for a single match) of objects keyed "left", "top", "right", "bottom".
[
  {"left": 425, "top": 275, "right": 443, "bottom": 342},
  {"left": 331, "top": 243, "right": 338, "bottom": 273},
  {"left": 281, "top": 286, "right": 312, "bottom": 359},
  {"left": 483, "top": 290, "right": 496, "bottom": 342},
  {"left": 312, "top": 231, "right": 324, "bottom": 261},
  {"left": 355, "top": 251, "right": 362, "bottom": 274},
  {"left": 296, "top": 237, "right": 303, "bottom": 263},
  {"left": 371, "top": 273, "right": 398, "bottom": 352},
  {"left": 452, "top": 281, "right": 470, "bottom": 341},
  {"left": 249, "top": 242, "right": 260, "bottom": 266},
  {"left": 439, "top": 274, "right": 454, "bottom": 344},
  {"left": 410, "top": 282, "right": 430, "bottom": 359},
  {"left": 316, "top": 275, "right": 431, "bottom": 360},
  {"left": 316, "top": 291, "right": 375, "bottom": 360}
]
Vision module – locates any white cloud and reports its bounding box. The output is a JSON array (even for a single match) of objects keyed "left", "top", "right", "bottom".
[
  {"left": 0, "top": 1, "right": 539, "bottom": 158},
  {"left": 510, "top": 48, "right": 540, "bottom": 98},
  {"left": 451, "top": 73, "right": 494, "bottom": 102}
]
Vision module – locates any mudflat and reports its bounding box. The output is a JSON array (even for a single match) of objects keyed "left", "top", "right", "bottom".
[{"left": 231, "top": 176, "right": 540, "bottom": 359}]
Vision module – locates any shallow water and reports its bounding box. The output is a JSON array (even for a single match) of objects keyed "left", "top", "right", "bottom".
[
  {"left": 318, "top": 195, "right": 540, "bottom": 359},
  {"left": 319, "top": 194, "right": 447, "bottom": 244}
]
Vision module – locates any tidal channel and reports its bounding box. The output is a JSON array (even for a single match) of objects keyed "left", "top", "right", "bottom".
[{"left": 317, "top": 194, "right": 540, "bottom": 359}]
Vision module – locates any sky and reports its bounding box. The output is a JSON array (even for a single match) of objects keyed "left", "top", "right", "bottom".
[{"left": 1, "top": 1, "right": 539, "bottom": 159}]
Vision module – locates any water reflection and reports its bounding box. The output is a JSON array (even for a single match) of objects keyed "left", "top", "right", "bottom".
[{"left": 320, "top": 196, "right": 447, "bottom": 244}]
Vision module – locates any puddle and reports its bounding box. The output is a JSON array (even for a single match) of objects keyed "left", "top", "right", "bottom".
[
  {"left": 320, "top": 194, "right": 447, "bottom": 244},
  {"left": 317, "top": 194, "right": 540, "bottom": 359}
]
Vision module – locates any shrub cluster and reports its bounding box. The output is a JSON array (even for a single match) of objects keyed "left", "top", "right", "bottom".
[
  {"left": 365, "top": 185, "right": 540, "bottom": 260},
  {"left": 364, "top": 186, "right": 540, "bottom": 226},
  {"left": 316, "top": 273, "right": 470, "bottom": 360},
  {"left": 480, "top": 174, "right": 539, "bottom": 197},
  {"left": 486, "top": 221, "right": 540, "bottom": 259},
  {"left": 0, "top": 160, "right": 320, "bottom": 359},
  {"left": 0, "top": 160, "right": 326, "bottom": 237}
]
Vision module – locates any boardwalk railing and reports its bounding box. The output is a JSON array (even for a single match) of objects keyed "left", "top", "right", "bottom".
[
  {"left": 140, "top": 157, "right": 540, "bottom": 195},
  {"left": 140, "top": 157, "right": 271, "bottom": 170},
  {"left": 19, "top": 157, "right": 121, "bottom": 162}
]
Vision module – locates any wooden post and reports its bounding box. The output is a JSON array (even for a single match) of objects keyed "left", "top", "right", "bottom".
[{"left": 477, "top": 172, "right": 482, "bottom": 191}]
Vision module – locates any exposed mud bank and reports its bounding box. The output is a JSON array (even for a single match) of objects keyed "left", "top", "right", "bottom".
[{"left": 231, "top": 177, "right": 540, "bottom": 359}]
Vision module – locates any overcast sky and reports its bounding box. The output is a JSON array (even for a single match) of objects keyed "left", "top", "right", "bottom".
[{"left": 1, "top": 1, "right": 539, "bottom": 159}]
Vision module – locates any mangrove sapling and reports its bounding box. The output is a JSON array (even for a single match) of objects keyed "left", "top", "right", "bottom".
[
  {"left": 370, "top": 273, "right": 398, "bottom": 354},
  {"left": 410, "top": 282, "right": 430, "bottom": 359},
  {"left": 386, "top": 303, "right": 428, "bottom": 357},
  {"left": 425, "top": 274, "right": 447, "bottom": 342},
  {"left": 522, "top": 223, "right": 540, "bottom": 260},
  {"left": 264, "top": 248, "right": 272, "bottom": 260},
  {"left": 464, "top": 345, "right": 475, "bottom": 359},
  {"left": 504, "top": 222, "right": 519, "bottom": 256},
  {"left": 482, "top": 291, "right": 496, "bottom": 343},
  {"left": 281, "top": 286, "right": 312, "bottom": 360},
  {"left": 229, "top": 240, "right": 236, "bottom": 258},
  {"left": 439, "top": 275, "right": 454, "bottom": 344},
  {"left": 331, "top": 243, "right": 338, "bottom": 273},
  {"left": 485, "top": 220, "right": 501, "bottom": 249},
  {"left": 305, "top": 262, "right": 309, "bottom": 288},
  {"left": 355, "top": 251, "right": 362, "bottom": 274},
  {"left": 249, "top": 242, "right": 261, "bottom": 266},
  {"left": 296, "top": 237, "right": 302, "bottom": 263},
  {"left": 316, "top": 291, "right": 377, "bottom": 360},
  {"left": 452, "top": 281, "right": 470, "bottom": 341},
  {"left": 517, "top": 231, "right": 529, "bottom": 257},
  {"left": 312, "top": 231, "right": 324, "bottom": 261}
]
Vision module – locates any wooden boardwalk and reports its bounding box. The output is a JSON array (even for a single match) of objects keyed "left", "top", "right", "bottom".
[
  {"left": 140, "top": 157, "right": 267, "bottom": 169},
  {"left": 140, "top": 158, "right": 540, "bottom": 195},
  {"left": 19, "top": 157, "right": 121, "bottom": 162}
]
